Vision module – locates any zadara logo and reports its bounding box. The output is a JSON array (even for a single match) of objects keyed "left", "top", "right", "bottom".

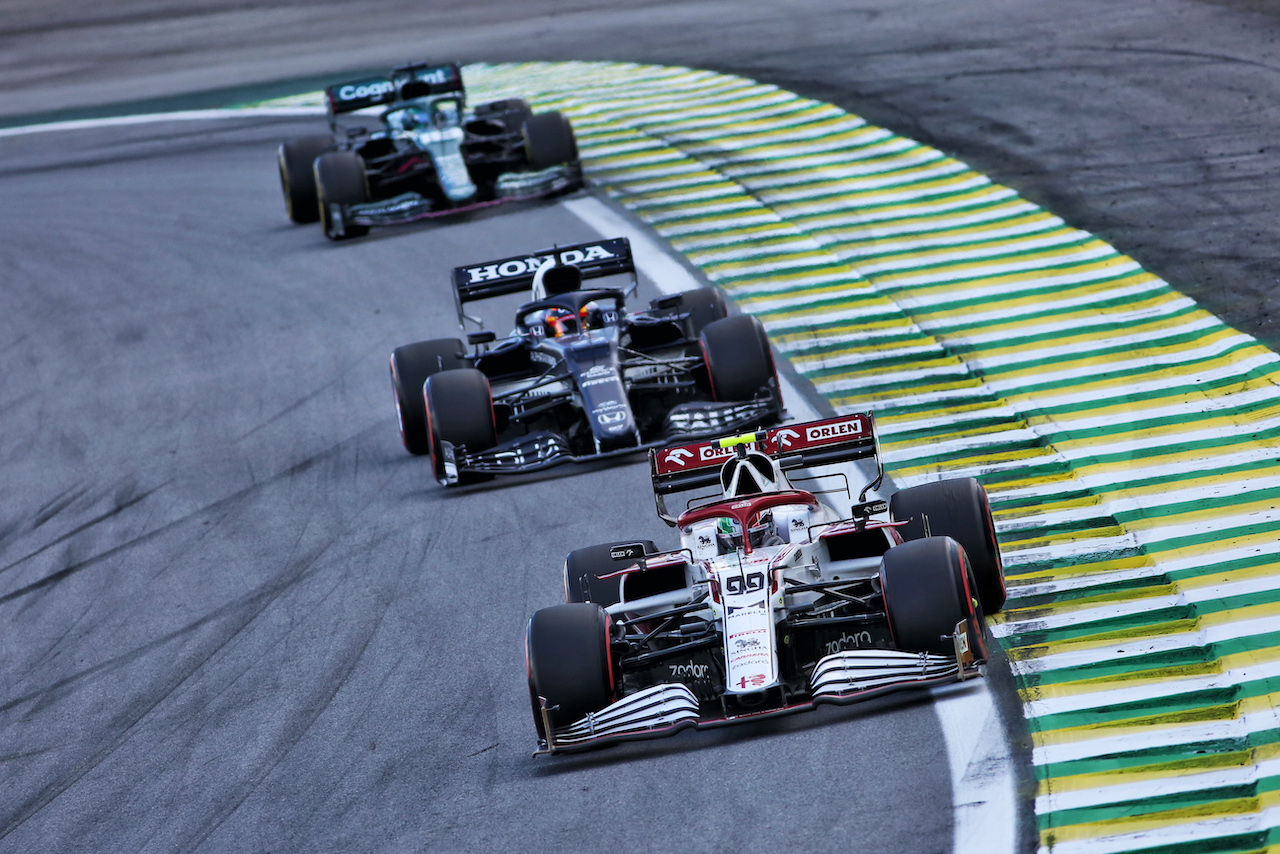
[{"left": 465, "top": 245, "right": 616, "bottom": 284}]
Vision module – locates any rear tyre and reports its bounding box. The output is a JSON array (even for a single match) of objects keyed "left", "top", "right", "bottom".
[
  {"left": 700, "top": 314, "right": 779, "bottom": 402},
  {"left": 679, "top": 288, "right": 729, "bottom": 338},
  {"left": 890, "top": 478, "right": 1006, "bottom": 614},
  {"left": 390, "top": 339, "right": 465, "bottom": 456},
  {"left": 523, "top": 111, "right": 580, "bottom": 171},
  {"left": 278, "top": 135, "right": 333, "bottom": 224},
  {"left": 315, "top": 150, "right": 370, "bottom": 240},
  {"left": 880, "top": 537, "right": 978, "bottom": 657},
  {"left": 563, "top": 540, "right": 658, "bottom": 606},
  {"left": 526, "top": 603, "right": 615, "bottom": 740},
  {"left": 423, "top": 368, "right": 496, "bottom": 484}
]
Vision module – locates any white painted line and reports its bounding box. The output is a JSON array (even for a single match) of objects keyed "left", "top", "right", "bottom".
[
  {"left": 932, "top": 681, "right": 1019, "bottom": 854},
  {"left": 0, "top": 106, "right": 323, "bottom": 138}
]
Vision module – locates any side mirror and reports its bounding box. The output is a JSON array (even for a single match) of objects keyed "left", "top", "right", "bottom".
[{"left": 467, "top": 331, "right": 496, "bottom": 350}]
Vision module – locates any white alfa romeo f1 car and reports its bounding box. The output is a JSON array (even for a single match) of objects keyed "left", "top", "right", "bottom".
[{"left": 525, "top": 412, "right": 1007, "bottom": 754}]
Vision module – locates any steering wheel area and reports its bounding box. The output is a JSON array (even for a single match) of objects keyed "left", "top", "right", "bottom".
[{"left": 516, "top": 289, "right": 625, "bottom": 339}]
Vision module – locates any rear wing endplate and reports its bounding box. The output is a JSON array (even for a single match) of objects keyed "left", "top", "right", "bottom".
[
  {"left": 451, "top": 237, "right": 637, "bottom": 328},
  {"left": 648, "top": 413, "right": 884, "bottom": 524}
]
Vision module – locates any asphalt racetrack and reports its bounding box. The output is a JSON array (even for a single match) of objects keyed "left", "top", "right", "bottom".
[{"left": 4, "top": 1, "right": 1279, "bottom": 852}]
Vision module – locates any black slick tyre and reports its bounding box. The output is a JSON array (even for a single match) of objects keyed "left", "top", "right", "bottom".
[
  {"left": 526, "top": 603, "right": 615, "bottom": 740},
  {"left": 890, "top": 477, "right": 1007, "bottom": 614},
  {"left": 390, "top": 339, "right": 465, "bottom": 456},
  {"left": 679, "top": 288, "right": 728, "bottom": 338},
  {"left": 880, "top": 537, "right": 979, "bottom": 657},
  {"left": 423, "top": 368, "right": 496, "bottom": 484},
  {"left": 314, "top": 150, "right": 370, "bottom": 240},
  {"left": 563, "top": 540, "right": 657, "bottom": 606},
  {"left": 278, "top": 135, "right": 333, "bottom": 224},
  {"left": 522, "top": 111, "right": 580, "bottom": 170},
  {"left": 700, "top": 314, "right": 779, "bottom": 402}
]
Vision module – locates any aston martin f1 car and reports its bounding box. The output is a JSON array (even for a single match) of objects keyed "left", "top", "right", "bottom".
[
  {"left": 277, "top": 61, "right": 582, "bottom": 240},
  {"left": 389, "top": 237, "right": 785, "bottom": 485},
  {"left": 526, "top": 412, "right": 1007, "bottom": 754}
]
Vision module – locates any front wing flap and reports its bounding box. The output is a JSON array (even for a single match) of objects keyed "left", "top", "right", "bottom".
[
  {"left": 329, "top": 164, "right": 582, "bottom": 234},
  {"left": 438, "top": 398, "right": 781, "bottom": 484},
  {"left": 535, "top": 641, "right": 982, "bottom": 755}
]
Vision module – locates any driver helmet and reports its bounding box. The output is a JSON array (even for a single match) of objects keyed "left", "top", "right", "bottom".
[
  {"left": 543, "top": 307, "right": 579, "bottom": 338},
  {"left": 578, "top": 300, "right": 606, "bottom": 331},
  {"left": 432, "top": 100, "right": 459, "bottom": 128},
  {"left": 716, "top": 517, "right": 743, "bottom": 554},
  {"left": 747, "top": 510, "right": 781, "bottom": 549}
]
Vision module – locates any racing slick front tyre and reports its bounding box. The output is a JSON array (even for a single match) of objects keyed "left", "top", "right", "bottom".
[
  {"left": 523, "top": 111, "right": 580, "bottom": 172},
  {"left": 314, "top": 150, "right": 370, "bottom": 240},
  {"left": 880, "top": 537, "right": 982, "bottom": 658},
  {"left": 678, "top": 288, "right": 729, "bottom": 338},
  {"left": 563, "top": 540, "right": 658, "bottom": 606},
  {"left": 526, "top": 604, "right": 616, "bottom": 741},
  {"left": 890, "top": 478, "right": 1007, "bottom": 614},
  {"left": 700, "top": 314, "right": 779, "bottom": 403},
  {"left": 278, "top": 135, "right": 333, "bottom": 224},
  {"left": 390, "top": 339, "right": 466, "bottom": 456},
  {"left": 423, "top": 368, "right": 496, "bottom": 485}
]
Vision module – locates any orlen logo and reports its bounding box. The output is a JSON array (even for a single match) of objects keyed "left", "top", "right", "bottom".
[
  {"left": 337, "top": 80, "right": 394, "bottom": 101},
  {"left": 698, "top": 445, "right": 734, "bottom": 462},
  {"left": 805, "top": 417, "right": 865, "bottom": 443},
  {"left": 464, "top": 245, "right": 616, "bottom": 284}
]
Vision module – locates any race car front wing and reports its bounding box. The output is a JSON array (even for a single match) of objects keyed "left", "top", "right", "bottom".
[
  {"left": 326, "top": 163, "right": 582, "bottom": 236},
  {"left": 534, "top": 629, "right": 981, "bottom": 755},
  {"left": 439, "top": 399, "right": 780, "bottom": 484}
]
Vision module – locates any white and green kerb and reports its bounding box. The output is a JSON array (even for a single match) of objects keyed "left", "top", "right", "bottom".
[{"left": 269, "top": 61, "right": 1280, "bottom": 852}]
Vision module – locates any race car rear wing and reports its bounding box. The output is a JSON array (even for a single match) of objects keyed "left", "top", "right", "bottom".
[
  {"left": 325, "top": 62, "right": 464, "bottom": 118},
  {"left": 451, "top": 237, "right": 638, "bottom": 328},
  {"left": 648, "top": 413, "right": 885, "bottom": 524}
]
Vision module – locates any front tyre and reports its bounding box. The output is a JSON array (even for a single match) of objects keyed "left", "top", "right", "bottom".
[
  {"left": 890, "top": 478, "right": 1006, "bottom": 614},
  {"left": 880, "top": 537, "right": 984, "bottom": 659},
  {"left": 423, "top": 368, "right": 496, "bottom": 484},
  {"left": 314, "top": 150, "right": 370, "bottom": 240},
  {"left": 523, "top": 111, "right": 580, "bottom": 171},
  {"left": 278, "top": 135, "right": 333, "bottom": 224},
  {"left": 678, "top": 288, "right": 729, "bottom": 338},
  {"left": 700, "top": 314, "right": 779, "bottom": 402},
  {"left": 390, "top": 339, "right": 465, "bottom": 456},
  {"left": 526, "top": 604, "right": 615, "bottom": 741}
]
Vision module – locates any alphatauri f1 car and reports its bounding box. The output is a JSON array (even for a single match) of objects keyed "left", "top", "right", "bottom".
[
  {"left": 277, "top": 62, "right": 582, "bottom": 240},
  {"left": 526, "top": 412, "right": 1007, "bottom": 754},
  {"left": 389, "top": 237, "right": 785, "bottom": 485}
]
